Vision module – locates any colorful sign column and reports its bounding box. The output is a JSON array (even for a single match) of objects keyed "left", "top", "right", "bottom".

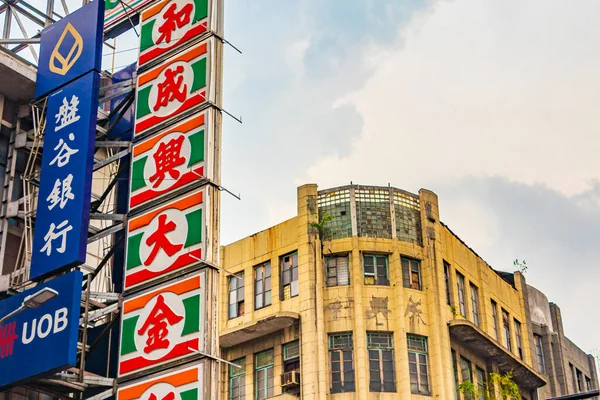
[{"left": 117, "top": 0, "right": 223, "bottom": 397}]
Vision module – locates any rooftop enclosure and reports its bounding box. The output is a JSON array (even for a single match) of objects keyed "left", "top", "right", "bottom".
[{"left": 317, "top": 184, "right": 422, "bottom": 245}]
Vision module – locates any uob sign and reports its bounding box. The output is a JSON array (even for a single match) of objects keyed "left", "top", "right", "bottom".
[{"left": 0, "top": 271, "right": 82, "bottom": 388}]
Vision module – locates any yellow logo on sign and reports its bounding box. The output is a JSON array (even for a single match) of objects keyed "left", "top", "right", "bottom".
[{"left": 49, "top": 22, "right": 83, "bottom": 76}]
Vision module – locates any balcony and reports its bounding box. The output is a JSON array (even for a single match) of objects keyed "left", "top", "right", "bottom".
[
  {"left": 448, "top": 319, "right": 546, "bottom": 390},
  {"left": 220, "top": 311, "right": 300, "bottom": 348}
]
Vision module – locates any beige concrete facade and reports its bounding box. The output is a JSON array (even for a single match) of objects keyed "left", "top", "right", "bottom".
[{"left": 218, "top": 184, "right": 593, "bottom": 400}]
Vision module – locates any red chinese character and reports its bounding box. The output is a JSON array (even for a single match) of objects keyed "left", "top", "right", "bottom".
[
  {"left": 137, "top": 294, "right": 183, "bottom": 353},
  {"left": 149, "top": 135, "right": 186, "bottom": 188},
  {"left": 144, "top": 214, "right": 183, "bottom": 266},
  {"left": 0, "top": 322, "right": 18, "bottom": 359},
  {"left": 149, "top": 392, "right": 175, "bottom": 400},
  {"left": 153, "top": 66, "right": 187, "bottom": 111},
  {"left": 156, "top": 2, "right": 193, "bottom": 45}
]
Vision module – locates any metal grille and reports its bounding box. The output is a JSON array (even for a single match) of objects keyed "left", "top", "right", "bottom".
[
  {"left": 318, "top": 188, "right": 352, "bottom": 240},
  {"left": 407, "top": 334, "right": 428, "bottom": 353},
  {"left": 393, "top": 191, "right": 422, "bottom": 245},
  {"left": 329, "top": 333, "right": 353, "bottom": 350},
  {"left": 356, "top": 187, "right": 392, "bottom": 238},
  {"left": 367, "top": 332, "right": 394, "bottom": 349}
]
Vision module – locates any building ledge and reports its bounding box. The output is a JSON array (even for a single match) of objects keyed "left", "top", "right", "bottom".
[
  {"left": 0, "top": 47, "right": 36, "bottom": 103},
  {"left": 448, "top": 319, "right": 546, "bottom": 390},
  {"left": 220, "top": 311, "right": 300, "bottom": 348}
]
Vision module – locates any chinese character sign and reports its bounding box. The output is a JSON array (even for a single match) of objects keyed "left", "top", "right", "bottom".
[
  {"left": 130, "top": 111, "right": 213, "bottom": 209},
  {"left": 0, "top": 271, "right": 82, "bottom": 388},
  {"left": 31, "top": 72, "right": 99, "bottom": 281},
  {"left": 35, "top": 0, "right": 104, "bottom": 98},
  {"left": 125, "top": 189, "right": 208, "bottom": 291},
  {"left": 116, "top": 362, "right": 205, "bottom": 400},
  {"left": 135, "top": 39, "right": 212, "bottom": 137},
  {"left": 118, "top": 273, "right": 206, "bottom": 376},
  {"left": 139, "top": 0, "right": 211, "bottom": 67}
]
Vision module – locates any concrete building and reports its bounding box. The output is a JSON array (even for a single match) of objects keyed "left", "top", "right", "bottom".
[{"left": 218, "top": 183, "right": 597, "bottom": 400}]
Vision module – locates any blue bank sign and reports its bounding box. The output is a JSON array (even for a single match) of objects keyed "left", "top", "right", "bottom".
[
  {"left": 0, "top": 271, "right": 82, "bottom": 388},
  {"left": 34, "top": 0, "right": 104, "bottom": 99},
  {"left": 30, "top": 71, "right": 99, "bottom": 281}
]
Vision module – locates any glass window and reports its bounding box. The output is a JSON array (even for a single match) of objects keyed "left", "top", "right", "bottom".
[
  {"left": 570, "top": 363, "right": 577, "bottom": 392},
  {"left": 491, "top": 300, "right": 499, "bottom": 340},
  {"left": 280, "top": 252, "right": 298, "bottom": 300},
  {"left": 402, "top": 257, "right": 422, "bottom": 290},
  {"left": 254, "top": 263, "right": 271, "bottom": 310},
  {"left": 255, "top": 349, "right": 274, "bottom": 400},
  {"left": 534, "top": 334, "right": 545, "bottom": 373},
  {"left": 460, "top": 356, "right": 472, "bottom": 384},
  {"left": 229, "top": 358, "right": 246, "bottom": 400},
  {"left": 470, "top": 284, "right": 480, "bottom": 326},
  {"left": 282, "top": 341, "right": 300, "bottom": 395},
  {"left": 502, "top": 309, "right": 511, "bottom": 351},
  {"left": 444, "top": 261, "right": 452, "bottom": 305},
  {"left": 476, "top": 366, "right": 486, "bottom": 400},
  {"left": 407, "top": 334, "right": 430, "bottom": 396},
  {"left": 586, "top": 377, "right": 592, "bottom": 391},
  {"left": 325, "top": 255, "right": 350, "bottom": 287},
  {"left": 451, "top": 350, "right": 459, "bottom": 400},
  {"left": 363, "top": 254, "right": 389, "bottom": 286},
  {"left": 514, "top": 319, "right": 523, "bottom": 359},
  {"left": 576, "top": 369, "right": 583, "bottom": 392},
  {"left": 367, "top": 332, "right": 396, "bottom": 392},
  {"left": 456, "top": 273, "right": 466, "bottom": 316},
  {"left": 229, "top": 273, "right": 244, "bottom": 319},
  {"left": 329, "top": 333, "right": 355, "bottom": 393}
]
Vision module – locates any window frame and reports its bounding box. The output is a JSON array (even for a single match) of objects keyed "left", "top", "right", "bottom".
[
  {"left": 229, "top": 357, "right": 246, "bottom": 400},
  {"left": 491, "top": 300, "right": 499, "bottom": 340},
  {"left": 407, "top": 334, "right": 430, "bottom": 396},
  {"left": 534, "top": 334, "right": 545, "bottom": 373},
  {"left": 460, "top": 356, "right": 473, "bottom": 384},
  {"left": 502, "top": 309, "right": 512, "bottom": 351},
  {"left": 328, "top": 332, "right": 355, "bottom": 394},
  {"left": 254, "top": 262, "right": 272, "bottom": 310},
  {"left": 514, "top": 319, "right": 523, "bottom": 359},
  {"left": 367, "top": 331, "right": 396, "bottom": 392},
  {"left": 325, "top": 254, "right": 350, "bottom": 287},
  {"left": 280, "top": 252, "right": 299, "bottom": 300},
  {"left": 401, "top": 257, "right": 422, "bottom": 290},
  {"left": 362, "top": 253, "right": 390, "bottom": 286},
  {"left": 456, "top": 273, "right": 466, "bottom": 316},
  {"left": 255, "top": 349, "right": 274, "bottom": 400},
  {"left": 444, "top": 261, "right": 452, "bottom": 305},
  {"left": 475, "top": 366, "right": 486, "bottom": 400},
  {"left": 470, "top": 283, "right": 480, "bottom": 326},
  {"left": 228, "top": 272, "right": 244, "bottom": 319}
]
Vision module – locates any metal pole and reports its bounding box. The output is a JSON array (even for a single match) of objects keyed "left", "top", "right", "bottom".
[{"left": 79, "top": 274, "right": 91, "bottom": 389}]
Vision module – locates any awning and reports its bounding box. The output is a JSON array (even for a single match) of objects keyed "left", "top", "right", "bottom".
[
  {"left": 220, "top": 312, "right": 300, "bottom": 348},
  {"left": 448, "top": 319, "right": 547, "bottom": 389}
]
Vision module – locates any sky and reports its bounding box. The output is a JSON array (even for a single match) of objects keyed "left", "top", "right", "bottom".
[{"left": 103, "top": 0, "right": 600, "bottom": 356}]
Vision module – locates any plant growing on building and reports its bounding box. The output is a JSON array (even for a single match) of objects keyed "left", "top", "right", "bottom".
[
  {"left": 450, "top": 305, "right": 460, "bottom": 318},
  {"left": 458, "top": 371, "right": 521, "bottom": 400},
  {"left": 513, "top": 258, "right": 528, "bottom": 274},
  {"left": 310, "top": 213, "right": 332, "bottom": 239}
]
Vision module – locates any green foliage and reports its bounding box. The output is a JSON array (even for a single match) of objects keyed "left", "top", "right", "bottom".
[
  {"left": 450, "top": 305, "right": 460, "bottom": 317},
  {"left": 513, "top": 258, "right": 528, "bottom": 274},
  {"left": 310, "top": 213, "right": 332, "bottom": 238},
  {"left": 458, "top": 371, "right": 521, "bottom": 400}
]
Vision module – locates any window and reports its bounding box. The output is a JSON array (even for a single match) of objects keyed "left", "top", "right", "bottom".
[
  {"left": 363, "top": 254, "right": 389, "bottom": 286},
  {"left": 456, "top": 273, "right": 466, "bottom": 316},
  {"left": 586, "top": 377, "right": 592, "bottom": 391},
  {"left": 491, "top": 300, "right": 499, "bottom": 340},
  {"left": 502, "top": 309, "right": 511, "bottom": 351},
  {"left": 325, "top": 255, "right": 350, "bottom": 287},
  {"left": 229, "top": 273, "right": 244, "bottom": 319},
  {"left": 570, "top": 363, "right": 577, "bottom": 392},
  {"left": 514, "top": 319, "right": 523, "bottom": 359},
  {"left": 283, "top": 341, "right": 300, "bottom": 395},
  {"left": 407, "top": 334, "right": 430, "bottom": 395},
  {"left": 402, "top": 257, "right": 422, "bottom": 290},
  {"left": 255, "top": 349, "right": 274, "bottom": 400},
  {"left": 444, "top": 261, "right": 452, "bottom": 305},
  {"left": 254, "top": 263, "right": 271, "bottom": 310},
  {"left": 470, "top": 284, "right": 480, "bottom": 326},
  {"left": 534, "top": 334, "right": 545, "bottom": 373},
  {"left": 229, "top": 358, "right": 246, "bottom": 400},
  {"left": 460, "top": 356, "right": 472, "bottom": 384},
  {"left": 476, "top": 366, "right": 486, "bottom": 400},
  {"left": 367, "top": 332, "right": 396, "bottom": 392},
  {"left": 451, "top": 350, "right": 459, "bottom": 400},
  {"left": 329, "top": 333, "right": 355, "bottom": 393},
  {"left": 280, "top": 252, "right": 298, "bottom": 300},
  {"left": 576, "top": 369, "right": 583, "bottom": 392}
]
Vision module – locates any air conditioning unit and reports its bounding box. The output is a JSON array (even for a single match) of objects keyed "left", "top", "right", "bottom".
[{"left": 281, "top": 370, "right": 301, "bottom": 387}]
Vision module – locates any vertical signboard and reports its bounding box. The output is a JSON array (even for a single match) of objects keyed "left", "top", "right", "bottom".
[
  {"left": 118, "top": 272, "right": 207, "bottom": 377},
  {"left": 134, "top": 38, "right": 215, "bottom": 138},
  {"left": 35, "top": 0, "right": 104, "bottom": 99},
  {"left": 0, "top": 271, "right": 83, "bottom": 388},
  {"left": 117, "top": 362, "right": 206, "bottom": 400},
  {"left": 129, "top": 110, "right": 214, "bottom": 209},
  {"left": 30, "top": 72, "right": 100, "bottom": 280}
]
